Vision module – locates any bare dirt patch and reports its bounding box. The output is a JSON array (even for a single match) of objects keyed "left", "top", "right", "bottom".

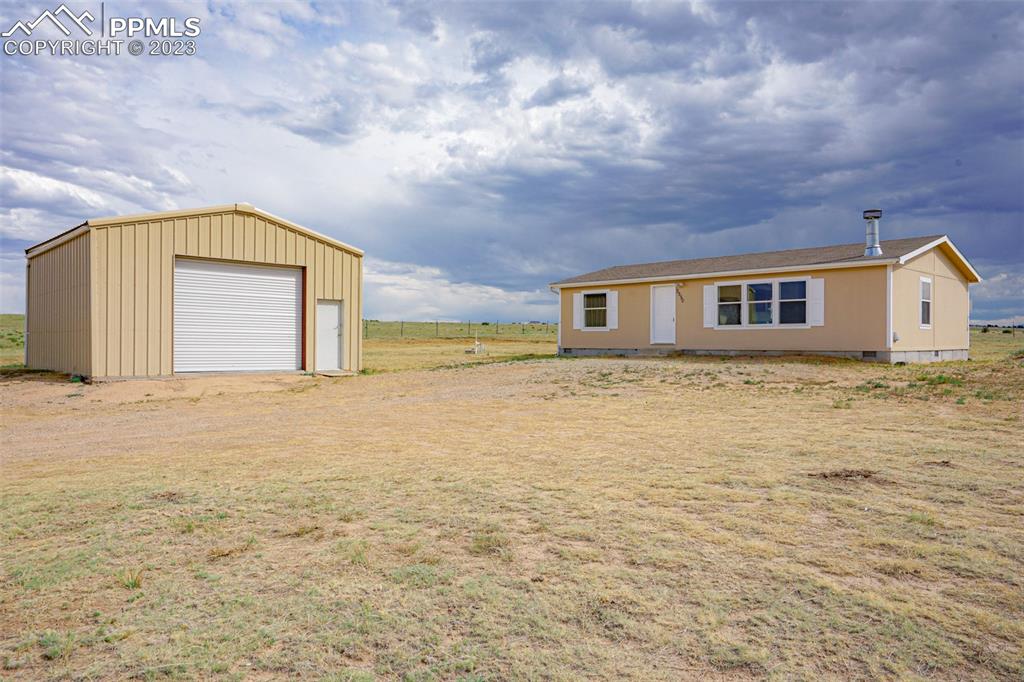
[{"left": 808, "top": 468, "right": 879, "bottom": 480}]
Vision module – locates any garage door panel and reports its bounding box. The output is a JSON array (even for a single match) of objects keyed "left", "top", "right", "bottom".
[{"left": 173, "top": 259, "right": 302, "bottom": 372}]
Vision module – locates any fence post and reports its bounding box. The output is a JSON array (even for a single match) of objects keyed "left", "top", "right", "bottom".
[
  {"left": 469, "top": 320, "right": 472, "bottom": 336},
  {"left": 400, "top": 321, "right": 404, "bottom": 337},
  {"left": 436, "top": 320, "right": 439, "bottom": 337}
]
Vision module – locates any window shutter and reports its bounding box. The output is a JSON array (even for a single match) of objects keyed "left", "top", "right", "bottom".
[
  {"left": 572, "top": 292, "right": 583, "bottom": 330},
  {"left": 809, "top": 278, "right": 825, "bottom": 326},
  {"left": 703, "top": 285, "right": 716, "bottom": 328},
  {"left": 607, "top": 291, "right": 618, "bottom": 329}
]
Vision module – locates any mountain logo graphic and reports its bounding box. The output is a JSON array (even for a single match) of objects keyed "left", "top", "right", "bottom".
[{"left": 2, "top": 4, "right": 95, "bottom": 37}]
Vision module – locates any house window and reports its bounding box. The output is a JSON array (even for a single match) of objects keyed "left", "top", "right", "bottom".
[
  {"left": 584, "top": 293, "right": 607, "bottom": 328},
  {"left": 779, "top": 280, "right": 807, "bottom": 324},
  {"left": 714, "top": 278, "right": 810, "bottom": 327},
  {"left": 920, "top": 277, "right": 932, "bottom": 327},
  {"left": 747, "top": 282, "right": 773, "bottom": 324},
  {"left": 718, "top": 285, "right": 741, "bottom": 325}
]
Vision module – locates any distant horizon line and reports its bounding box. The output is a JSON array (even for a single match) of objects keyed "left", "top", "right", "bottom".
[{"left": 4, "top": 312, "right": 1023, "bottom": 326}]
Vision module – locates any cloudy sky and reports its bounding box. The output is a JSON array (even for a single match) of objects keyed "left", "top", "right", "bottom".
[{"left": 1, "top": 1, "right": 1021, "bottom": 322}]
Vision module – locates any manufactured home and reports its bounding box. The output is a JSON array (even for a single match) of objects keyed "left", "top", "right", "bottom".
[
  {"left": 25, "top": 204, "right": 363, "bottom": 378},
  {"left": 551, "top": 211, "right": 980, "bottom": 363}
]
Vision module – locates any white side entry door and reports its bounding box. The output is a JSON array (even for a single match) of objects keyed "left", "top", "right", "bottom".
[
  {"left": 316, "top": 299, "right": 343, "bottom": 371},
  {"left": 650, "top": 284, "right": 676, "bottom": 344}
]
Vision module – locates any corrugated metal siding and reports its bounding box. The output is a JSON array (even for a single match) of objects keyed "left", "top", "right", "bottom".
[
  {"left": 89, "top": 209, "right": 362, "bottom": 377},
  {"left": 26, "top": 232, "right": 91, "bottom": 375}
]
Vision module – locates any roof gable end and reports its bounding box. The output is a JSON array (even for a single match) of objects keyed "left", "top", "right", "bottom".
[
  {"left": 896, "top": 236, "right": 981, "bottom": 282},
  {"left": 27, "top": 204, "right": 363, "bottom": 258}
]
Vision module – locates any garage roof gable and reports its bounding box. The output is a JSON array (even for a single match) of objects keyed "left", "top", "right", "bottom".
[{"left": 27, "top": 203, "right": 363, "bottom": 258}]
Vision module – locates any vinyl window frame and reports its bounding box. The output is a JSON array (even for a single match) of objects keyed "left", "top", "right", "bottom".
[
  {"left": 778, "top": 279, "right": 808, "bottom": 326},
  {"left": 582, "top": 289, "right": 610, "bottom": 331},
  {"left": 746, "top": 281, "right": 774, "bottom": 326},
  {"left": 919, "top": 276, "right": 932, "bottom": 329},
  {"left": 713, "top": 276, "right": 811, "bottom": 330}
]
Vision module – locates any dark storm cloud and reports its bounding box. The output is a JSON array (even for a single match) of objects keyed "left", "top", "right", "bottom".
[
  {"left": 0, "top": 0, "right": 1020, "bottom": 320},
  {"left": 390, "top": 0, "right": 439, "bottom": 39},
  {"left": 469, "top": 32, "right": 517, "bottom": 74},
  {"left": 361, "top": 0, "right": 1023, "bottom": 321},
  {"left": 525, "top": 75, "right": 590, "bottom": 108},
  {"left": 278, "top": 98, "right": 365, "bottom": 145}
]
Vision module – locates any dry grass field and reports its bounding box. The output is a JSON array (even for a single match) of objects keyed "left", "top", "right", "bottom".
[
  {"left": 1, "top": 330, "right": 1022, "bottom": 680},
  {"left": 364, "top": 337, "right": 555, "bottom": 372},
  {"left": 0, "top": 314, "right": 25, "bottom": 367},
  {"left": 362, "top": 320, "right": 556, "bottom": 340},
  {"left": 362, "top": 320, "right": 557, "bottom": 373}
]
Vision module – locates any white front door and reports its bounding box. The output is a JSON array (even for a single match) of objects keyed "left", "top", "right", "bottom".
[
  {"left": 651, "top": 285, "right": 676, "bottom": 344},
  {"left": 316, "top": 300, "right": 343, "bottom": 371},
  {"left": 173, "top": 258, "right": 302, "bottom": 372}
]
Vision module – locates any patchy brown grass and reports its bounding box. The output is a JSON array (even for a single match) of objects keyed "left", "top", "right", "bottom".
[
  {"left": 363, "top": 336, "right": 556, "bottom": 372},
  {"left": 0, "top": 332, "right": 1021, "bottom": 680}
]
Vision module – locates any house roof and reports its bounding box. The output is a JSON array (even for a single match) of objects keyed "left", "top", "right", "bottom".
[
  {"left": 551, "top": 234, "right": 981, "bottom": 286},
  {"left": 26, "top": 203, "right": 363, "bottom": 258}
]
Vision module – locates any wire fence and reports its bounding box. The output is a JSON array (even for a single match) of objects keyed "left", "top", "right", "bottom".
[{"left": 363, "top": 320, "right": 558, "bottom": 340}]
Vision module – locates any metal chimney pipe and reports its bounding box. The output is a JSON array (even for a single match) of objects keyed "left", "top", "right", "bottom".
[{"left": 863, "top": 209, "right": 883, "bottom": 257}]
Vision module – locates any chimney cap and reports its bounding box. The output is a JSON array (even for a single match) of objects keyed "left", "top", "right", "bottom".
[{"left": 863, "top": 209, "right": 883, "bottom": 220}]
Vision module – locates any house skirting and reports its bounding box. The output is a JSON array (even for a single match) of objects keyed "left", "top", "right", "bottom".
[
  {"left": 558, "top": 347, "right": 969, "bottom": 363},
  {"left": 885, "top": 349, "right": 969, "bottom": 363}
]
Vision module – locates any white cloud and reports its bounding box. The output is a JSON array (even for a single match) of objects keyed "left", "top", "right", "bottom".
[
  {"left": 0, "top": 207, "right": 81, "bottom": 242},
  {"left": 0, "top": 252, "right": 26, "bottom": 312},
  {"left": 364, "top": 257, "right": 556, "bottom": 321},
  {"left": 209, "top": 0, "right": 342, "bottom": 58},
  {"left": 971, "top": 271, "right": 1024, "bottom": 302},
  {"left": 0, "top": 168, "right": 104, "bottom": 240},
  {"left": 0, "top": 167, "right": 105, "bottom": 212}
]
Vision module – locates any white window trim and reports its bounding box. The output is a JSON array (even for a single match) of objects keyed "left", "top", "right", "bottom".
[
  {"left": 920, "top": 276, "right": 933, "bottom": 329},
  {"left": 581, "top": 288, "right": 611, "bottom": 331},
  {"left": 713, "top": 276, "right": 811, "bottom": 330}
]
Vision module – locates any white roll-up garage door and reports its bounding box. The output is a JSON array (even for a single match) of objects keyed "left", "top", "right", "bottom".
[{"left": 173, "top": 258, "right": 302, "bottom": 372}]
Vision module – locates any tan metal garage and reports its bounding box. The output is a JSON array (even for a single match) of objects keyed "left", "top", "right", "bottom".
[{"left": 24, "top": 203, "right": 363, "bottom": 378}]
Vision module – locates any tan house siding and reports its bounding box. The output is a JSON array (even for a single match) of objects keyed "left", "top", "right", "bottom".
[
  {"left": 892, "top": 248, "right": 969, "bottom": 351},
  {"left": 83, "top": 207, "right": 362, "bottom": 378},
  {"left": 26, "top": 231, "right": 91, "bottom": 375},
  {"left": 560, "top": 265, "right": 888, "bottom": 353}
]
